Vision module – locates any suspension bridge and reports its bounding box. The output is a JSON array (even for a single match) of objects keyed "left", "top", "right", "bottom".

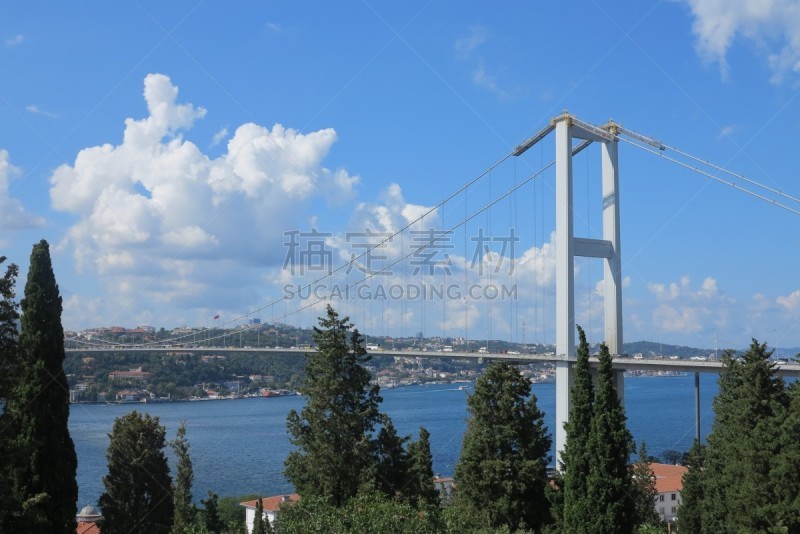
[{"left": 65, "top": 112, "right": 800, "bottom": 465}]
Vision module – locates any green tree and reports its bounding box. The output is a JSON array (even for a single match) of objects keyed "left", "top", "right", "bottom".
[
  {"left": 454, "top": 361, "right": 552, "bottom": 532},
  {"left": 200, "top": 491, "right": 224, "bottom": 533},
  {"left": 374, "top": 418, "right": 410, "bottom": 498},
  {"left": 676, "top": 440, "right": 704, "bottom": 534},
  {"left": 171, "top": 421, "right": 196, "bottom": 533},
  {"left": 406, "top": 427, "right": 438, "bottom": 505},
  {"left": 771, "top": 382, "right": 800, "bottom": 530},
  {"left": 252, "top": 498, "right": 267, "bottom": 534},
  {"left": 3, "top": 240, "right": 78, "bottom": 532},
  {"left": 631, "top": 442, "right": 660, "bottom": 529},
  {"left": 0, "top": 255, "right": 19, "bottom": 401},
  {"left": 586, "top": 341, "right": 635, "bottom": 534},
  {"left": 99, "top": 411, "right": 174, "bottom": 534},
  {"left": 561, "top": 325, "right": 595, "bottom": 532},
  {"left": 0, "top": 256, "right": 20, "bottom": 530},
  {"left": 276, "top": 490, "right": 443, "bottom": 534},
  {"left": 285, "top": 305, "right": 383, "bottom": 506},
  {"left": 700, "top": 341, "right": 787, "bottom": 532}
]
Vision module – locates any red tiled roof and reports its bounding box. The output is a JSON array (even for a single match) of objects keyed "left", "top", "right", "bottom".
[
  {"left": 77, "top": 521, "right": 101, "bottom": 534},
  {"left": 650, "top": 462, "right": 688, "bottom": 494},
  {"left": 240, "top": 493, "right": 300, "bottom": 512}
]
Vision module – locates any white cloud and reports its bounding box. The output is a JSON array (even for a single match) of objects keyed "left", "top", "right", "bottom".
[
  {"left": 455, "top": 26, "right": 487, "bottom": 56},
  {"left": 211, "top": 126, "right": 229, "bottom": 147},
  {"left": 472, "top": 63, "right": 510, "bottom": 100},
  {"left": 50, "top": 73, "right": 360, "bottom": 327},
  {"left": 647, "top": 275, "right": 731, "bottom": 333},
  {"left": 265, "top": 22, "right": 283, "bottom": 33},
  {"left": 776, "top": 289, "right": 800, "bottom": 311},
  {"left": 5, "top": 34, "right": 24, "bottom": 47},
  {"left": 25, "top": 104, "right": 58, "bottom": 119},
  {"left": 685, "top": 0, "right": 800, "bottom": 82},
  {"left": 0, "top": 149, "right": 46, "bottom": 230}
]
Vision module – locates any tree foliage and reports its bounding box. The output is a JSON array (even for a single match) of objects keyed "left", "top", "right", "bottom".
[
  {"left": 406, "top": 427, "right": 439, "bottom": 506},
  {"left": 252, "top": 497, "right": 268, "bottom": 534},
  {"left": 561, "top": 325, "right": 594, "bottom": 532},
  {"left": 586, "top": 341, "right": 635, "bottom": 533},
  {"left": 676, "top": 440, "right": 704, "bottom": 533},
  {"left": 200, "top": 491, "right": 225, "bottom": 533},
  {"left": 285, "top": 305, "right": 384, "bottom": 506},
  {"left": 630, "top": 442, "right": 660, "bottom": 529},
  {"left": 275, "top": 491, "right": 443, "bottom": 534},
  {"left": 0, "top": 256, "right": 20, "bottom": 530},
  {"left": 454, "top": 361, "right": 552, "bottom": 532},
  {"left": 99, "top": 411, "right": 174, "bottom": 534},
  {"left": 2, "top": 241, "right": 78, "bottom": 532},
  {"left": 685, "top": 340, "right": 800, "bottom": 533},
  {"left": 171, "top": 421, "right": 196, "bottom": 533}
]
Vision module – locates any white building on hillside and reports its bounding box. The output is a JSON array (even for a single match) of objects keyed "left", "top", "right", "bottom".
[
  {"left": 240, "top": 494, "right": 300, "bottom": 533},
  {"left": 651, "top": 462, "right": 688, "bottom": 524}
]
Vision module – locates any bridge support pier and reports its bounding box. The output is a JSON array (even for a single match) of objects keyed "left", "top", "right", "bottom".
[{"left": 553, "top": 114, "right": 623, "bottom": 469}]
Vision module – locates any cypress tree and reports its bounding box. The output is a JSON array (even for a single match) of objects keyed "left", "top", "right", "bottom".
[
  {"left": 406, "top": 427, "right": 438, "bottom": 505},
  {"left": 454, "top": 361, "right": 551, "bottom": 532},
  {"left": 252, "top": 497, "right": 267, "bottom": 534},
  {"left": 0, "top": 256, "right": 20, "bottom": 530},
  {"left": 561, "top": 324, "right": 594, "bottom": 532},
  {"left": 99, "top": 411, "right": 174, "bottom": 534},
  {"left": 5, "top": 240, "right": 78, "bottom": 532},
  {"left": 676, "top": 440, "right": 705, "bottom": 534},
  {"left": 374, "top": 417, "right": 410, "bottom": 498},
  {"left": 700, "top": 341, "right": 787, "bottom": 532},
  {"left": 200, "top": 491, "right": 224, "bottom": 533},
  {"left": 171, "top": 421, "right": 196, "bottom": 533},
  {"left": 630, "top": 442, "right": 660, "bottom": 529},
  {"left": 771, "top": 382, "right": 800, "bottom": 530},
  {"left": 285, "top": 305, "right": 383, "bottom": 506},
  {"left": 0, "top": 255, "right": 19, "bottom": 401},
  {"left": 586, "top": 341, "right": 634, "bottom": 533}
]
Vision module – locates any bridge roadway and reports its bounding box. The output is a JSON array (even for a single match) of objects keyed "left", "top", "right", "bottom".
[{"left": 64, "top": 346, "right": 800, "bottom": 377}]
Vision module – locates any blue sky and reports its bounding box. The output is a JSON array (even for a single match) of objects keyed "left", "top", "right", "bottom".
[{"left": 3, "top": 1, "right": 800, "bottom": 350}]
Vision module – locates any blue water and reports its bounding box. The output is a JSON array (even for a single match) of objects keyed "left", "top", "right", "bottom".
[{"left": 69, "top": 374, "right": 718, "bottom": 507}]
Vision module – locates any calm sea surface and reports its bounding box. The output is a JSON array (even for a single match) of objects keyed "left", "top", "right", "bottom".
[{"left": 69, "top": 374, "right": 719, "bottom": 507}]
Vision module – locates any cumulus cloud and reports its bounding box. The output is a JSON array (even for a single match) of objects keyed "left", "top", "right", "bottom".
[
  {"left": 647, "top": 275, "right": 731, "bottom": 333},
  {"left": 685, "top": 0, "right": 800, "bottom": 82},
  {"left": 776, "top": 289, "right": 800, "bottom": 311},
  {"left": 0, "top": 149, "right": 46, "bottom": 230},
  {"left": 50, "top": 73, "right": 360, "bottom": 327},
  {"left": 211, "top": 126, "right": 229, "bottom": 146},
  {"left": 472, "top": 63, "right": 510, "bottom": 100}
]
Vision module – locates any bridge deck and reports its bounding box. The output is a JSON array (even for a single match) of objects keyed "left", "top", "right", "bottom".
[{"left": 64, "top": 346, "right": 800, "bottom": 377}]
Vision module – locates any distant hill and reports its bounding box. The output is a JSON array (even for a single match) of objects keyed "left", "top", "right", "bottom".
[{"left": 622, "top": 341, "right": 713, "bottom": 358}]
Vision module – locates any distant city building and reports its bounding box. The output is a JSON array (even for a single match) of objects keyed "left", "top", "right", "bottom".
[{"left": 109, "top": 367, "right": 152, "bottom": 381}]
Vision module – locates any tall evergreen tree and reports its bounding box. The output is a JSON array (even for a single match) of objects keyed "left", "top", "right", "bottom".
[
  {"left": 454, "top": 361, "right": 552, "bottom": 532},
  {"left": 99, "top": 411, "right": 174, "bottom": 534},
  {"left": 4, "top": 240, "right": 78, "bottom": 532},
  {"left": 586, "top": 341, "right": 634, "bottom": 534},
  {"left": 171, "top": 421, "right": 196, "bottom": 533},
  {"left": 561, "top": 325, "right": 595, "bottom": 532},
  {"left": 630, "top": 442, "right": 660, "bottom": 529},
  {"left": 676, "top": 440, "right": 705, "bottom": 534},
  {"left": 0, "top": 255, "right": 19, "bottom": 401},
  {"left": 252, "top": 497, "right": 267, "bottom": 534},
  {"left": 285, "top": 305, "right": 383, "bottom": 506},
  {"left": 0, "top": 256, "right": 20, "bottom": 530},
  {"left": 200, "top": 491, "right": 224, "bottom": 533},
  {"left": 700, "top": 341, "right": 787, "bottom": 533},
  {"left": 373, "top": 417, "right": 410, "bottom": 498},
  {"left": 771, "top": 382, "right": 800, "bottom": 530},
  {"left": 406, "top": 427, "right": 438, "bottom": 505}
]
